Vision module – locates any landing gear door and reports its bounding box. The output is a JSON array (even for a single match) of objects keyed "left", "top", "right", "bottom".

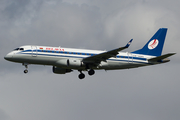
[{"left": 32, "top": 46, "right": 37, "bottom": 57}]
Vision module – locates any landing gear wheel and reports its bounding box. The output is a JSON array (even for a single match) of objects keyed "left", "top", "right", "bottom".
[
  {"left": 78, "top": 73, "right": 85, "bottom": 79},
  {"left": 24, "top": 70, "right": 28, "bottom": 74},
  {"left": 88, "top": 69, "right": 95, "bottom": 76}
]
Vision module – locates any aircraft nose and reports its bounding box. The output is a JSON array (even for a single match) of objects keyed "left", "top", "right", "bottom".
[{"left": 4, "top": 53, "right": 13, "bottom": 61}]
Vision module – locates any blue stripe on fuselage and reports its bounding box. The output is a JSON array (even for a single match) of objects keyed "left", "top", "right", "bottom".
[{"left": 19, "top": 49, "right": 148, "bottom": 64}]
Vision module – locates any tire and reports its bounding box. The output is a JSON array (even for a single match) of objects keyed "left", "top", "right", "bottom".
[
  {"left": 88, "top": 69, "right": 95, "bottom": 76},
  {"left": 78, "top": 73, "right": 85, "bottom": 79},
  {"left": 24, "top": 70, "right": 28, "bottom": 74}
]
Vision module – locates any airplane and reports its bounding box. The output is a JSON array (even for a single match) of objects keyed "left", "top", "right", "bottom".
[{"left": 4, "top": 28, "right": 176, "bottom": 79}]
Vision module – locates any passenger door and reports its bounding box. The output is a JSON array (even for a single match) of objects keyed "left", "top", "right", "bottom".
[
  {"left": 31, "top": 46, "right": 37, "bottom": 57},
  {"left": 128, "top": 53, "right": 133, "bottom": 63}
]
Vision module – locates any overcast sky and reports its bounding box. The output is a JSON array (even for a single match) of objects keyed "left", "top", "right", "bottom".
[{"left": 0, "top": 0, "right": 180, "bottom": 120}]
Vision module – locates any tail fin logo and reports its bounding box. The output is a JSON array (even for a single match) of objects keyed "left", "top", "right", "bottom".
[{"left": 148, "top": 39, "right": 159, "bottom": 49}]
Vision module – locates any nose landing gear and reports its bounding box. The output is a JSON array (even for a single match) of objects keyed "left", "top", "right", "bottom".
[
  {"left": 23, "top": 63, "right": 28, "bottom": 74},
  {"left": 24, "top": 69, "right": 28, "bottom": 73}
]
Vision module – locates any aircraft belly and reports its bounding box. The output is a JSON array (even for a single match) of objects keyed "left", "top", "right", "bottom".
[
  {"left": 98, "top": 60, "right": 148, "bottom": 70},
  {"left": 98, "top": 61, "right": 129, "bottom": 70}
]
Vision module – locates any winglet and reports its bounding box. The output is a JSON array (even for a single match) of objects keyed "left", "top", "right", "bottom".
[{"left": 125, "top": 39, "right": 133, "bottom": 48}]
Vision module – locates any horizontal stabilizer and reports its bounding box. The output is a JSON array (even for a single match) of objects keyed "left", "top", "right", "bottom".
[{"left": 148, "top": 53, "right": 176, "bottom": 62}]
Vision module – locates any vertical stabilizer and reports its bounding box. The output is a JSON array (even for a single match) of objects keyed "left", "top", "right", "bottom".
[{"left": 132, "top": 28, "right": 167, "bottom": 56}]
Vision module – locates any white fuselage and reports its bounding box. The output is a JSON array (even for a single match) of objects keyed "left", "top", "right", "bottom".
[{"left": 5, "top": 45, "right": 157, "bottom": 70}]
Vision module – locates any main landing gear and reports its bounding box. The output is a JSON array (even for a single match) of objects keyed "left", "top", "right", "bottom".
[
  {"left": 78, "top": 69, "right": 95, "bottom": 79},
  {"left": 23, "top": 63, "right": 28, "bottom": 74},
  {"left": 78, "top": 72, "right": 85, "bottom": 79},
  {"left": 88, "top": 69, "right": 95, "bottom": 76}
]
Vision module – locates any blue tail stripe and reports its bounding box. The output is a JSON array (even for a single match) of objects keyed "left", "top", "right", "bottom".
[{"left": 132, "top": 28, "right": 167, "bottom": 56}]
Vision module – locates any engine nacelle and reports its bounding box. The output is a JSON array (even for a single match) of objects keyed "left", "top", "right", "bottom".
[
  {"left": 55, "top": 59, "right": 84, "bottom": 68},
  {"left": 52, "top": 66, "right": 72, "bottom": 74},
  {"left": 67, "top": 59, "right": 82, "bottom": 67}
]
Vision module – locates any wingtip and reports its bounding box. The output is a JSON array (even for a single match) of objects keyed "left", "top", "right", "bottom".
[
  {"left": 125, "top": 39, "right": 133, "bottom": 48},
  {"left": 170, "top": 53, "right": 176, "bottom": 55}
]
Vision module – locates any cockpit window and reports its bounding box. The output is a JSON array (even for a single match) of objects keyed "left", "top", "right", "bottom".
[
  {"left": 14, "top": 48, "right": 24, "bottom": 51},
  {"left": 19, "top": 48, "right": 24, "bottom": 51},
  {"left": 14, "top": 48, "right": 19, "bottom": 51}
]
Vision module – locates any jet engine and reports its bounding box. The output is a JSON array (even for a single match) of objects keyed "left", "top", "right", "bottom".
[
  {"left": 67, "top": 59, "right": 82, "bottom": 67},
  {"left": 52, "top": 66, "right": 72, "bottom": 74},
  {"left": 55, "top": 59, "right": 84, "bottom": 68}
]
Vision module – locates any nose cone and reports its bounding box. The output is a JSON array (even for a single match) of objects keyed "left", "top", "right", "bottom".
[{"left": 4, "top": 53, "right": 13, "bottom": 61}]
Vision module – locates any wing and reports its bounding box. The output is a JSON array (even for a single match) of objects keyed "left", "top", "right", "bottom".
[{"left": 83, "top": 39, "right": 133, "bottom": 64}]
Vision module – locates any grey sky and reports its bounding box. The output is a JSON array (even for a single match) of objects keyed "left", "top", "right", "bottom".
[{"left": 0, "top": 0, "right": 180, "bottom": 120}]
